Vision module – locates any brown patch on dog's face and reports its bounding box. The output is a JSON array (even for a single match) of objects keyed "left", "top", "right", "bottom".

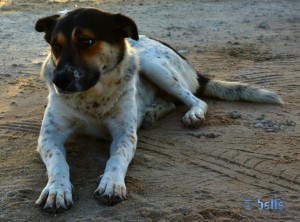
[
  {"left": 71, "top": 28, "right": 126, "bottom": 74},
  {"left": 50, "top": 33, "right": 66, "bottom": 62},
  {"left": 35, "top": 8, "right": 139, "bottom": 93}
]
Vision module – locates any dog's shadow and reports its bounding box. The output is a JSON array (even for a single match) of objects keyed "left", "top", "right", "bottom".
[{"left": 65, "top": 134, "right": 110, "bottom": 201}]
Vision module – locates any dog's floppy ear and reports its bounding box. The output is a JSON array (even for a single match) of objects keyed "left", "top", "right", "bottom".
[
  {"left": 114, "top": 13, "right": 139, "bottom": 41},
  {"left": 35, "top": 14, "right": 60, "bottom": 42}
]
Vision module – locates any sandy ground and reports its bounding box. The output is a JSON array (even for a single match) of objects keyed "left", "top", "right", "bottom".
[{"left": 0, "top": 0, "right": 299, "bottom": 221}]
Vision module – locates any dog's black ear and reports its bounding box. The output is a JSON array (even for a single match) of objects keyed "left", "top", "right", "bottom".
[
  {"left": 35, "top": 14, "right": 60, "bottom": 42},
  {"left": 114, "top": 13, "right": 139, "bottom": 41}
]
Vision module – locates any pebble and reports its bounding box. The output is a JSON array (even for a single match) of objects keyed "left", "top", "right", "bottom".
[
  {"left": 254, "top": 123, "right": 264, "bottom": 129},
  {"left": 266, "top": 125, "right": 280, "bottom": 132},
  {"left": 285, "top": 120, "right": 296, "bottom": 126},
  {"left": 256, "top": 114, "right": 265, "bottom": 121},
  {"left": 11, "top": 63, "right": 26, "bottom": 68},
  {"left": 187, "top": 132, "right": 219, "bottom": 138},
  {"left": 205, "top": 133, "right": 217, "bottom": 138},
  {"left": 261, "top": 119, "right": 276, "bottom": 127},
  {"left": 254, "top": 119, "right": 280, "bottom": 132},
  {"left": 257, "top": 21, "right": 269, "bottom": 29},
  {"left": 178, "top": 49, "right": 189, "bottom": 55},
  {"left": 141, "top": 211, "right": 151, "bottom": 218},
  {"left": 200, "top": 72, "right": 209, "bottom": 77},
  {"left": 229, "top": 111, "right": 242, "bottom": 119},
  {"left": 34, "top": 62, "right": 43, "bottom": 67}
]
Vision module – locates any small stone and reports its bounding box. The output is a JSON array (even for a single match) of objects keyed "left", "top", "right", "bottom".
[
  {"left": 187, "top": 133, "right": 201, "bottom": 138},
  {"left": 254, "top": 123, "right": 264, "bottom": 128},
  {"left": 34, "top": 62, "right": 43, "bottom": 67},
  {"left": 243, "top": 18, "right": 251, "bottom": 23},
  {"left": 229, "top": 111, "right": 242, "bottom": 119},
  {"left": 178, "top": 49, "right": 189, "bottom": 55},
  {"left": 256, "top": 114, "right": 265, "bottom": 121},
  {"left": 286, "top": 120, "right": 296, "bottom": 126},
  {"left": 262, "top": 120, "right": 274, "bottom": 127},
  {"left": 206, "top": 133, "right": 217, "bottom": 138},
  {"left": 257, "top": 21, "right": 269, "bottom": 29},
  {"left": 200, "top": 72, "right": 209, "bottom": 77},
  {"left": 141, "top": 211, "right": 150, "bottom": 218},
  {"left": 265, "top": 125, "right": 280, "bottom": 132}
]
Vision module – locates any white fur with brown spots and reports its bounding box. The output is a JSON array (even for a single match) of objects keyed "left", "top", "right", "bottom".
[{"left": 36, "top": 24, "right": 283, "bottom": 211}]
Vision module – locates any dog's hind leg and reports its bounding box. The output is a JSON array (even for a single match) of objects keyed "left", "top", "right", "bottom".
[
  {"left": 141, "top": 98, "right": 176, "bottom": 128},
  {"left": 140, "top": 62, "right": 207, "bottom": 128}
]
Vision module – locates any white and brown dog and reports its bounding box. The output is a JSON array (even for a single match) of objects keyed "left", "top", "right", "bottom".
[{"left": 35, "top": 8, "right": 283, "bottom": 212}]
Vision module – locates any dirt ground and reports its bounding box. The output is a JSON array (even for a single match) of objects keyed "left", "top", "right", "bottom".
[{"left": 0, "top": 0, "right": 299, "bottom": 221}]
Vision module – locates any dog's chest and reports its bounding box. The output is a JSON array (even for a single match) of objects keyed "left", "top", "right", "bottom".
[
  {"left": 63, "top": 83, "right": 123, "bottom": 118},
  {"left": 60, "top": 100, "right": 109, "bottom": 139}
]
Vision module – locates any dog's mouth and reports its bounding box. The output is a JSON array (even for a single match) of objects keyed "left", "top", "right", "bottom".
[
  {"left": 53, "top": 81, "right": 97, "bottom": 94},
  {"left": 53, "top": 85, "right": 76, "bottom": 94},
  {"left": 52, "top": 78, "right": 82, "bottom": 94}
]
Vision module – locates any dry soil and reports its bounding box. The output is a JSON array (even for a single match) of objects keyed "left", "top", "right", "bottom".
[{"left": 0, "top": 0, "right": 299, "bottom": 221}]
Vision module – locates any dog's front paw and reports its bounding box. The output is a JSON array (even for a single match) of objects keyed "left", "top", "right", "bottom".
[
  {"left": 183, "top": 108, "right": 205, "bottom": 128},
  {"left": 35, "top": 180, "right": 73, "bottom": 212},
  {"left": 94, "top": 174, "right": 126, "bottom": 205}
]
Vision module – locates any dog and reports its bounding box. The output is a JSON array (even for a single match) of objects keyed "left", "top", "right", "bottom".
[{"left": 34, "top": 7, "right": 283, "bottom": 212}]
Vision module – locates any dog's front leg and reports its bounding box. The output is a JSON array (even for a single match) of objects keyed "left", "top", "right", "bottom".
[
  {"left": 94, "top": 103, "right": 138, "bottom": 205},
  {"left": 35, "top": 106, "right": 75, "bottom": 211},
  {"left": 94, "top": 121, "right": 137, "bottom": 205}
]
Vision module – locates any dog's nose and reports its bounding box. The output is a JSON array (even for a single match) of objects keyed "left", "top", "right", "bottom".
[{"left": 53, "top": 73, "right": 73, "bottom": 90}]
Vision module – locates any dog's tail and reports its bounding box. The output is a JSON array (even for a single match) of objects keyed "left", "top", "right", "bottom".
[{"left": 196, "top": 73, "right": 284, "bottom": 104}]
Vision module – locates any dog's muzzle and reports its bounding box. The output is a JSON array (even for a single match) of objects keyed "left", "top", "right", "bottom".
[
  {"left": 52, "top": 67, "right": 83, "bottom": 93},
  {"left": 52, "top": 64, "right": 101, "bottom": 94},
  {"left": 53, "top": 73, "right": 73, "bottom": 90}
]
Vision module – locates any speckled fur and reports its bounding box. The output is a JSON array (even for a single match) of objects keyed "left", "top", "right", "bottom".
[
  {"left": 36, "top": 32, "right": 209, "bottom": 210},
  {"left": 36, "top": 9, "right": 283, "bottom": 212}
]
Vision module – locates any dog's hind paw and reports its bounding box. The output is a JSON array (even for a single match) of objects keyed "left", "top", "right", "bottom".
[
  {"left": 182, "top": 108, "right": 205, "bottom": 128},
  {"left": 141, "top": 99, "right": 176, "bottom": 129},
  {"left": 141, "top": 109, "right": 158, "bottom": 129}
]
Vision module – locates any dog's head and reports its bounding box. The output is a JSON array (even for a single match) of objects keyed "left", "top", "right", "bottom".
[{"left": 35, "top": 8, "right": 138, "bottom": 93}]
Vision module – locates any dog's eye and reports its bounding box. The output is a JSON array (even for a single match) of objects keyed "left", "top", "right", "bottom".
[
  {"left": 78, "top": 39, "right": 94, "bottom": 49},
  {"left": 52, "top": 44, "right": 61, "bottom": 55}
]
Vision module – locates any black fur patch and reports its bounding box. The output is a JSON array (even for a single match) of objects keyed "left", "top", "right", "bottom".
[
  {"left": 149, "top": 37, "right": 187, "bottom": 61},
  {"left": 36, "top": 8, "right": 138, "bottom": 44},
  {"left": 196, "top": 73, "right": 210, "bottom": 96}
]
